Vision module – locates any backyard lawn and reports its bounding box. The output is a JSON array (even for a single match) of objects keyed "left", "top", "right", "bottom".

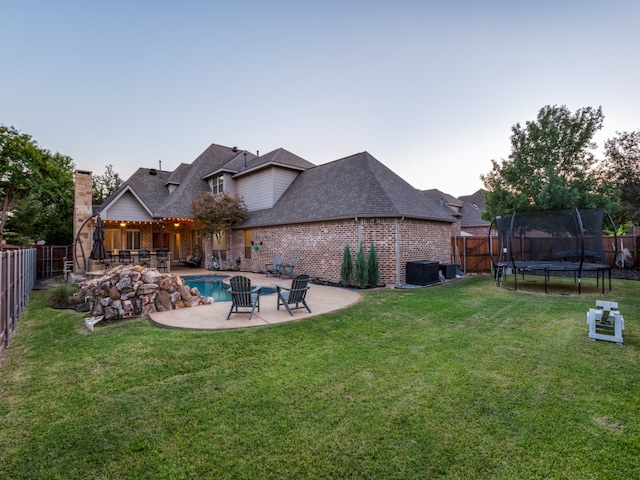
[{"left": 1, "top": 274, "right": 639, "bottom": 479}]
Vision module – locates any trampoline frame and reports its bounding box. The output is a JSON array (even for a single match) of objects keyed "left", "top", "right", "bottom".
[{"left": 489, "top": 208, "right": 618, "bottom": 294}]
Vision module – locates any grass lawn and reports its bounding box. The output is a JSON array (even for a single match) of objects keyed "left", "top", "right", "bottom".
[{"left": 1, "top": 274, "right": 639, "bottom": 479}]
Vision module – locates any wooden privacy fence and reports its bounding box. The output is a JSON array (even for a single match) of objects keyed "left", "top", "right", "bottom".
[
  {"left": 36, "top": 245, "right": 73, "bottom": 280},
  {"left": 452, "top": 235, "right": 638, "bottom": 275},
  {"left": 1, "top": 248, "right": 37, "bottom": 362}
]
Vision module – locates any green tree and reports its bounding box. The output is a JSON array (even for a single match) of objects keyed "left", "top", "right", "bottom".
[
  {"left": 354, "top": 241, "right": 368, "bottom": 288},
  {"left": 92, "top": 164, "right": 123, "bottom": 204},
  {"left": 603, "top": 131, "right": 640, "bottom": 227},
  {"left": 367, "top": 241, "right": 380, "bottom": 287},
  {"left": 481, "top": 105, "right": 614, "bottom": 219},
  {"left": 1, "top": 126, "right": 75, "bottom": 244},
  {"left": 340, "top": 243, "right": 353, "bottom": 286},
  {"left": 190, "top": 192, "right": 248, "bottom": 264}
]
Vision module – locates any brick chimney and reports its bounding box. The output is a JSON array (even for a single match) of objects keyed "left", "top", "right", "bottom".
[{"left": 73, "top": 170, "right": 93, "bottom": 273}]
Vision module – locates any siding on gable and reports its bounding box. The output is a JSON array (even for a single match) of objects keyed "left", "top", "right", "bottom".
[
  {"left": 272, "top": 168, "right": 298, "bottom": 203},
  {"left": 237, "top": 167, "right": 299, "bottom": 211},
  {"left": 237, "top": 169, "right": 273, "bottom": 210},
  {"left": 102, "top": 191, "right": 153, "bottom": 221},
  {"left": 223, "top": 172, "right": 237, "bottom": 196}
]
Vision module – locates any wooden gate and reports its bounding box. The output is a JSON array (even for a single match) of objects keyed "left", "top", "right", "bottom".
[{"left": 452, "top": 236, "right": 495, "bottom": 274}]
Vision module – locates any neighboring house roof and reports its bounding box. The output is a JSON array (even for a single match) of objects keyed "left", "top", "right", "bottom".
[
  {"left": 422, "top": 189, "right": 463, "bottom": 220},
  {"left": 458, "top": 189, "right": 491, "bottom": 228},
  {"left": 238, "top": 151, "right": 455, "bottom": 228}
]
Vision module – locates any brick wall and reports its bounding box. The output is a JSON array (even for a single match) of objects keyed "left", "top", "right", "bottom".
[{"left": 230, "top": 217, "right": 452, "bottom": 285}]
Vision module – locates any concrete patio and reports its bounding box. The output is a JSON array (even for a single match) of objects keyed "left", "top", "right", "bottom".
[{"left": 148, "top": 268, "right": 362, "bottom": 330}]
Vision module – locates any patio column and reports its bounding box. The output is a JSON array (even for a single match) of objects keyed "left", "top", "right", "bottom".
[{"left": 73, "top": 170, "right": 93, "bottom": 274}]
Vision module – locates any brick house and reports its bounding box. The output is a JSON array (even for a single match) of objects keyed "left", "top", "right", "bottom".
[{"left": 75, "top": 144, "right": 457, "bottom": 285}]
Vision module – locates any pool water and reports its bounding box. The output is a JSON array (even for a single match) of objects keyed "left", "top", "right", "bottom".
[{"left": 183, "top": 275, "right": 276, "bottom": 302}]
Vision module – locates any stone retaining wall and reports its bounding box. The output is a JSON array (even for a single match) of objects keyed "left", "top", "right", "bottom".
[{"left": 80, "top": 265, "right": 212, "bottom": 320}]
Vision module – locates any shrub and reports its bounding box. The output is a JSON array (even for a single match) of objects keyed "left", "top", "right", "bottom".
[
  {"left": 367, "top": 242, "right": 380, "bottom": 287},
  {"left": 47, "top": 283, "right": 80, "bottom": 307},
  {"left": 354, "top": 241, "right": 368, "bottom": 288},
  {"left": 340, "top": 244, "right": 353, "bottom": 286}
]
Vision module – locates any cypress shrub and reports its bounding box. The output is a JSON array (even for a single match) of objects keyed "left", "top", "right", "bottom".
[
  {"left": 354, "top": 241, "right": 368, "bottom": 288},
  {"left": 340, "top": 244, "right": 353, "bottom": 286},
  {"left": 367, "top": 241, "right": 380, "bottom": 287}
]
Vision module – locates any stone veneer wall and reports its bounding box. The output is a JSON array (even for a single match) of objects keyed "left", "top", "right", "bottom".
[
  {"left": 229, "top": 218, "right": 452, "bottom": 285},
  {"left": 73, "top": 170, "right": 93, "bottom": 274}
]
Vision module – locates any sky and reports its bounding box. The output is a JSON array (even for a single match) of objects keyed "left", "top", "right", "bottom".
[{"left": 2, "top": 0, "right": 639, "bottom": 198}]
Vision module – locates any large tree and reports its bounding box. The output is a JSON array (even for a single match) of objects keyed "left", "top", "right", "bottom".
[
  {"left": 481, "top": 105, "right": 615, "bottom": 219},
  {"left": 190, "top": 192, "right": 248, "bottom": 265},
  {"left": 603, "top": 131, "right": 640, "bottom": 227},
  {"left": 92, "top": 164, "right": 123, "bottom": 204},
  {"left": 0, "top": 125, "right": 75, "bottom": 244}
]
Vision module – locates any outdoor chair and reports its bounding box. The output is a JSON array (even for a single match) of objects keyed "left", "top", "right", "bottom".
[
  {"left": 265, "top": 256, "right": 283, "bottom": 277},
  {"left": 185, "top": 246, "right": 203, "bottom": 268},
  {"left": 227, "top": 276, "right": 262, "bottom": 320},
  {"left": 138, "top": 249, "right": 151, "bottom": 267},
  {"left": 156, "top": 248, "right": 169, "bottom": 272},
  {"left": 277, "top": 273, "right": 311, "bottom": 316},
  {"left": 118, "top": 250, "right": 133, "bottom": 265},
  {"left": 104, "top": 251, "right": 117, "bottom": 267},
  {"left": 280, "top": 257, "right": 297, "bottom": 278}
]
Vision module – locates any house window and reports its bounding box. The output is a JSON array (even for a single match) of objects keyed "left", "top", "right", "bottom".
[
  {"left": 126, "top": 230, "right": 141, "bottom": 250},
  {"left": 244, "top": 230, "right": 252, "bottom": 259},
  {"left": 211, "top": 175, "right": 224, "bottom": 194},
  {"left": 104, "top": 229, "right": 122, "bottom": 251}
]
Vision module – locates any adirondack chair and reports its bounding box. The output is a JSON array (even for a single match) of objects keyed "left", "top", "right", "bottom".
[
  {"left": 265, "top": 256, "right": 283, "bottom": 277},
  {"left": 227, "top": 276, "right": 262, "bottom": 320},
  {"left": 277, "top": 274, "right": 311, "bottom": 316},
  {"left": 280, "top": 257, "right": 297, "bottom": 279}
]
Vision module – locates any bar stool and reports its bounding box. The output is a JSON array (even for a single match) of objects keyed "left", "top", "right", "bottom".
[{"left": 156, "top": 249, "right": 169, "bottom": 273}]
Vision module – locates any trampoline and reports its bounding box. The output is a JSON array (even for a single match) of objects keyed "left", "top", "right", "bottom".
[{"left": 489, "top": 208, "right": 617, "bottom": 294}]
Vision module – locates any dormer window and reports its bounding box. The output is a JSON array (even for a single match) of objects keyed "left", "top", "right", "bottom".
[{"left": 211, "top": 174, "right": 224, "bottom": 194}]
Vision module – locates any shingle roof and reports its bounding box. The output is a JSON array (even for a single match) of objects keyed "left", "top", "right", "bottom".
[
  {"left": 423, "top": 189, "right": 463, "bottom": 209},
  {"left": 233, "top": 148, "right": 315, "bottom": 177},
  {"left": 422, "top": 189, "right": 462, "bottom": 219},
  {"left": 157, "top": 144, "right": 256, "bottom": 218},
  {"left": 164, "top": 163, "right": 191, "bottom": 186},
  {"left": 458, "top": 189, "right": 490, "bottom": 228},
  {"left": 98, "top": 167, "right": 171, "bottom": 215},
  {"left": 238, "top": 152, "right": 455, "bottom": 228}
]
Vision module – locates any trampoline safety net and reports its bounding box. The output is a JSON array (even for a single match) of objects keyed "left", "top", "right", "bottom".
[{"left": 489, "top": 208, "right": 617, "bottom": 293}]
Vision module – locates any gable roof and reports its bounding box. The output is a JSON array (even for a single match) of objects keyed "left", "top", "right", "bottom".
[
  {"left": 233, "top": 148, "right": 315, "bottom": 178},
  {"left": 158, "top": 144, "right": 256, "bottom": 217},
  {"left": 101, "top": 144, "right": 259, "bottom": 218},
  {"left": 238, "top": 152, "right": 455, "bottom": 228},
  {"left": 97, "top": 167, "right": 172, "bottom": 217}
]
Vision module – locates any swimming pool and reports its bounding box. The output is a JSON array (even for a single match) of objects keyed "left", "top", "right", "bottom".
[{"left": 183, "top": 275, "right": 276, "bottom": 302}]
